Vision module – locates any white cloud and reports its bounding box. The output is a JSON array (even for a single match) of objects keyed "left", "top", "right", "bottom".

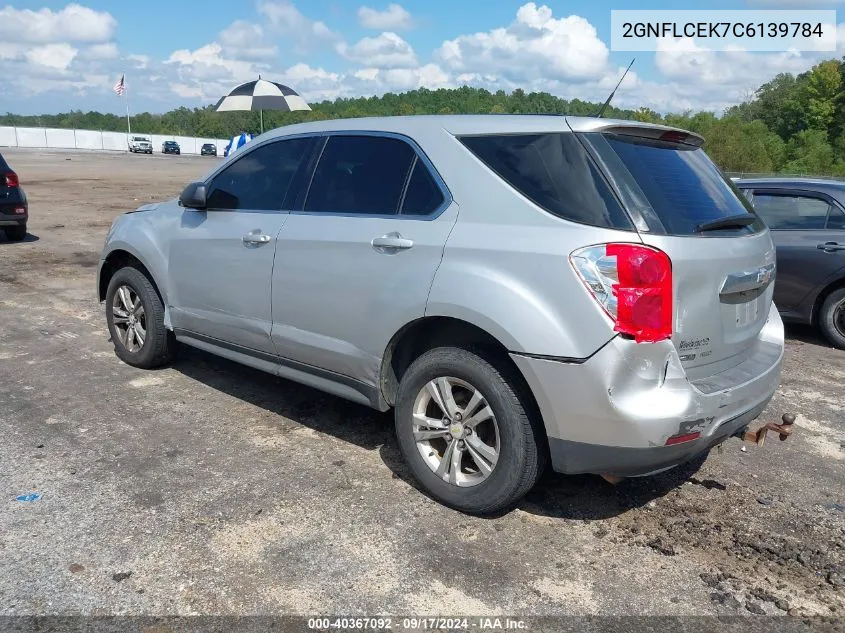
[
  {"left": 357, "top": 4, "right": 414, "bottom": 31},
  {"left": 0, "top": 3, "right": 116, "bottom": 43},
  {"left": 165, "top": 43, "right": 267, "bottom": 99},
  {"left": 25, "top": 43, "right": 78, "bottom": 70},
  {"left": 257, "top": 0, "right": 341, "bottom": 52},
  {"left": 78, "top": 42, "right": 119, "bottom": 61},
  {"left": 435, "top": 2, "right": 609, "bottom": 82},
  {"left": 338, "top": 32, "right": 418, "bottom": 68},
  {"left": 352, "top": 63, "right": 451, "bottom": 92},
  {"left": 219, "top": 20, "right": 277, "bottom": 61},
  {"left": 127, "top": 54, "right": 151, "bottom": 69}
]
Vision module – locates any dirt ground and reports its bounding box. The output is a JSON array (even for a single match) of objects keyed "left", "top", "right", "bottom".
[{"left": 0, "top": 148, "right": 843, "bottom": 619}]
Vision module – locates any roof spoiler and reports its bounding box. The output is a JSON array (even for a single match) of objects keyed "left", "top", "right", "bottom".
[{"left": 599, "top": 124, "right": 705, "bottom": 148}]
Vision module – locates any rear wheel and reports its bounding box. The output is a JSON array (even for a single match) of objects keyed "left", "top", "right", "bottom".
[
  {"left": 105, "top": 266, "right": 174, "bottom": 368},
  {"left": 395, "top": 346, "right": 546, "bottom": 514},
  {"left": 5, "top": 225, "right": 26, "bottom": 241},
  {"left": 819, "top": 288, "right": 845, "bottom": 350}
]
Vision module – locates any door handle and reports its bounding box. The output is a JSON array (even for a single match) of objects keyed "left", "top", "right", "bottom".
[
  {"left": 817, "top": 241, "right": 845, "bottom": 252},
  {"left": 371, "top": 233, "right": 414, "bottom": 251},
  {"left": 243, "top": 231, "right": 271, "bottom": 245}
]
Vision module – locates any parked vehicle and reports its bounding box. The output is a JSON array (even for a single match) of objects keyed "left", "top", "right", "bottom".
[
  {"left": 736, "top": 178, "right": 845, "bottom": 349},
  {"left": 0, "top": 151, "right": 27, "bottom": 241},
  {"left": 162, "top": 141, "right": 181, "bottom": 155},
  {"left": 98, "top": 116, "right": 785, "bottom": 513},
  {"left": 201, "top": 143, "right": 217, "bottom": 157},
  {"left": 129, "top": 136, "right": 152, "bottom": 154}
]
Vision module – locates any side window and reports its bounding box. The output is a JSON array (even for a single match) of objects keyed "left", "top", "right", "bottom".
[
  {"left": 827, "top": 205, "right": 845, "bottom": 230},
  {"left": 751, "top": 193, "right": 830, "bottom": 230},
  {"left": 305, "top": 136, "right": 415, "bottom": 214},
  {"left": 207, "top": 137, "right": 311, "bottom": 211},
  {"left": 460, "top": 133, "right": 633, "bottom": 230},
  {"left": 401, "top": 159, "right": 445, "bottom": 215}
]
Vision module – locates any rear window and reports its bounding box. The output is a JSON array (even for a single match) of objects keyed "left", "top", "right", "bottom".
[
  {"left": 459, "top": 133, "right": 633, "bottom": 230},
  {"left": 589, "top": 133, "right": 762, "bottom": 236}
]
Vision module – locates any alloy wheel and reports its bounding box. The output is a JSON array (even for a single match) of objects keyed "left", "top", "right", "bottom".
[
  {"left": 412, "top": 376, "right": 500, "bottom": 487},
  {"left": 111, "top": 285, "right": 146, "bottom": 353}
]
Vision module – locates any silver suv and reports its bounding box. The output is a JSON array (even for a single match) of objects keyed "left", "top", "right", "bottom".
[{"left": 98, "top": 115, "right": 784, "bottom": 513}]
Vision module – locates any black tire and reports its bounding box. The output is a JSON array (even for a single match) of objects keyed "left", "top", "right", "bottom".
[
  {"left": 5, "top": 225, "right": 26, "bottom": 241},
  {"left": 819, "top": 288, "right": 845, "bottom": 350},
  {"left": 395, "top": 346, "right": 547, "bottom": 514},
  {"left": 105, "top": 266, "right": 174, "bottom": 368}
]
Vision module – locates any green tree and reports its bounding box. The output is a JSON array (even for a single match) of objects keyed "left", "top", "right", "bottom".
[
  {"left": 801, "top": 60, "right": 842, "bottom": 133},
  {"left": 783, "top": 129, "right": 835, "bottom": 174}
]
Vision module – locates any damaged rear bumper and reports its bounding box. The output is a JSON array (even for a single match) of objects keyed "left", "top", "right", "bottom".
[
  {"left": 546, "top": 400, "right": 769, "bottom": 477},
  {"left": 511, "top": 304, "right": 784, "bottom": 477}
]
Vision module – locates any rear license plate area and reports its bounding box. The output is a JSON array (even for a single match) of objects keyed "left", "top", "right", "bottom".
[{"left": 735, "top": 297, "right": 759, "bottom": 327}]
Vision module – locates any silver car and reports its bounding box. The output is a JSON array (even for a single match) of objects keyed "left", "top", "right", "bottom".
[{"left": 98, "top": 115, "right": 785, "bottom": 513}]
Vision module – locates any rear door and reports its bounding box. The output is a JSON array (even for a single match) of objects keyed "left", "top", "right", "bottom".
[
  {"left": 270, "top": 133, "right": 456, "bottom": 384},
  {"left": 167, "top": 136, "right": 315, "bottom": 353},
  {"left": 582, "top": 130, "right": 774, "bottom": 371},
  {"left": 743, "top": 188, "right": 845, "bottom": 313}
]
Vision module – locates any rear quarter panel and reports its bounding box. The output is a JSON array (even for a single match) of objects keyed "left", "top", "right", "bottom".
[{"left": 424, "top": 132, "right": 632, "bottom": 359}]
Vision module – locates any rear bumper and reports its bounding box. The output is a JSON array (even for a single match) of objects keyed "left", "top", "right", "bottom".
[
  {"left": 0, "top": 204, "right": 27, "bottom": 226},
  {"left": 512, "top": 304, "right": 784, "bottom": 476}
]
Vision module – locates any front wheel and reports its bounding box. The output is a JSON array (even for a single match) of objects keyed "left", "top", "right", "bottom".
[
  {"left": 105, "top": 267, "right": 174, "bottom": 368},
  {"left": 819, "top": 288, "right": 845, "bottom": 350},
  {"left": 395, "top": 347, "right": 546, "bottom": 514}
]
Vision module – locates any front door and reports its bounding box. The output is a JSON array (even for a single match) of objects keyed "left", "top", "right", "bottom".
[
  {"left": 167, "top": 136, "right": 315, "bottom": 353},
  {"left": 270, "top": 134, "right": 457, "bottom": 385},
  {"left": 747, "top": 189, "right": 845, "bottom": 313}
]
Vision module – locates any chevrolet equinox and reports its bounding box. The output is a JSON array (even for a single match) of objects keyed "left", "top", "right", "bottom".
[{"left": 98, "top": 116, "right": 785, "bottom": 513}]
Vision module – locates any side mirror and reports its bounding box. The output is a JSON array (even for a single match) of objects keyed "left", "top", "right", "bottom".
[{"left": 179, "top": 182, "right": 207, "bottom": 209}]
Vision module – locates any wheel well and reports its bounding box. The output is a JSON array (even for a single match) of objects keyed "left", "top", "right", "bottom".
[
  {"left": 812, "top": 277, "right": 845, "bottom": 324},
  {"left": 99, "top": 250, "right": 158, "bottom": 301},
  {"left": 380, "top": 317, "right": 533, "bottom": 409}
]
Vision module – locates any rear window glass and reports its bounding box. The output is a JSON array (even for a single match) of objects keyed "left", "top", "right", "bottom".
[
  {"left": 459, "top": 133, "right": 633, "bottom": 230},
  {"left": 597, "top": 134, "right": 761, "bottom": 235}
]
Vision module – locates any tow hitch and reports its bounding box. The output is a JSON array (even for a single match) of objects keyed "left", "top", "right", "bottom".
[{"left": 736, "top": 413, "right": 796, "bottom": 446}]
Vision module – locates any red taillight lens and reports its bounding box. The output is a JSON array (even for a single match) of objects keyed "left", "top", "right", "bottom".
[
  {"left": 4, "top": 172, "right": 19, "bottom": 187},
  {"left": 665, "top": 431, "right": 701, "bottom": 446},
  {"left": 570, "top": 243, "right": 673, "bottom": 343}
]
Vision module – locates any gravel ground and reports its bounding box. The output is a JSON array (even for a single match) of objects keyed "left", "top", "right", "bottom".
[{"left": 0, "top": 148, "right": 842, "bottom": 620}]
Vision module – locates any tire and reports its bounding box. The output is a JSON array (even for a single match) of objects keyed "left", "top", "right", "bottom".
[
  {"left": 105, "top": 266, "right": 174, "bottom": 368},
  {"left": 395, "top": 346, "right": 547, "bottom": 514},
  {"left": 5, "top": 225, "right": 26, "bottom": 241},
  {"left": 819, "top": 288, "right": 845, "bottom": 350}
]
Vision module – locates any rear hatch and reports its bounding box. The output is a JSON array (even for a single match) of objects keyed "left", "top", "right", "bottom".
[{"left": 573, "top": 121, "right": 775, "bottom": 372}]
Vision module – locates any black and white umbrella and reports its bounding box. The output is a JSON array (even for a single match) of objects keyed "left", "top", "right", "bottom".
[{"left": 214, "top": 76, "right": 311, "bottom": 133}]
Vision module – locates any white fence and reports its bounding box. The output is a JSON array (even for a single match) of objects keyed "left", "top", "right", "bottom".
[{"left": 0, "top": 126, "right": 229, "bottom": 156}]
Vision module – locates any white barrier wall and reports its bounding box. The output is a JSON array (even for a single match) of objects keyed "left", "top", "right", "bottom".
[
  {"left": 0, "top": 127, "right": 15, "bottom": 146},
  {"left": 75, "top": 129, "right": 103, "bottom": 150},
  {"left": 45, "top": 128, "right": 76, "bottom": 149},
  {"left": 16, "top": 127, "right": 48, "bottom": 148},
  {"left": 0, "top": 126, "right": 228, "bottom": 156}
]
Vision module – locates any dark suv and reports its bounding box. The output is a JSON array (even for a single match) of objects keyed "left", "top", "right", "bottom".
[
  {"left": 200, "top": 143, "right": 217, "bottom": 156},
  {"left": 0, "top": 151, "right": 27, "bottom": 241},
  {"left": 162, "top": 141, "right": 181, "bottom": 155}
]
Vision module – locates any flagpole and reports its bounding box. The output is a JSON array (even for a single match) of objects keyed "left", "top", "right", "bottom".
[{"left": 124, "top": 74, "right": 131, "bottom": 140}]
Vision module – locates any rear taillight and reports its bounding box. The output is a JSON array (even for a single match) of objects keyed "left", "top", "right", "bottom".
[
  {"left": 4, "top": 172, "right": 19, "bottom": 187},
  {"left": 570, "top": 243, "right": 673, "bottom": 343}
]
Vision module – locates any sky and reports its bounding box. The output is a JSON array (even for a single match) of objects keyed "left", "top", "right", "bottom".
[{"left": 0, "top": 0, "right": 843, "bottom": 116}]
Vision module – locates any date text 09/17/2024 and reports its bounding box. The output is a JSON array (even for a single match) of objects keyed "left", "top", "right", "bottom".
[{"left": 307, "top": 617, "right": 528, "bottom": 631}]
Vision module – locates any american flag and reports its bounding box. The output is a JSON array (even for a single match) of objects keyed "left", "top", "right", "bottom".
[{"left": 113, "top": 74, "right": 125, "bottom": 96}]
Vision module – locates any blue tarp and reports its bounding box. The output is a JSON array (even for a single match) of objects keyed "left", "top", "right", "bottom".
[{"left": 224, "top": 132, "right": 253, "bottom": 157}]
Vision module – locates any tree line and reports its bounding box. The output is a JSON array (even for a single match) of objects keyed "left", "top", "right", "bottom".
[{"left": 3, "top": 57, "right": 845, "bottom": 176}]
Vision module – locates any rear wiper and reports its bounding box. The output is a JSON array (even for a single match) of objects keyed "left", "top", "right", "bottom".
[{"left": 695, "top": 214, "right": 756, "bottom": 233}]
